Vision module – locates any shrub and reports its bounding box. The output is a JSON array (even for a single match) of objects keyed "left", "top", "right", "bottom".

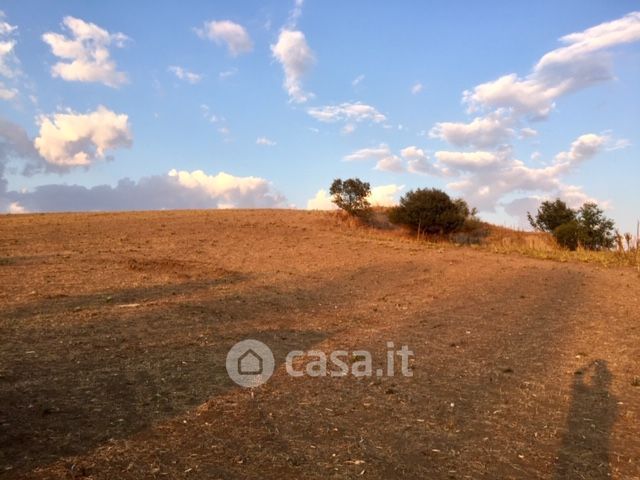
[
  {"left": 527, "top": 199, "right": 576, "bottom": 233},
  {"left": 389, "top": 188, "right": 466, "bottom": 235},
  {"left": 553, "top": 220, "right": 581, "bottom": 251},
  {"left": 329, "top": 178, "right": 372, "bottom": 218}
]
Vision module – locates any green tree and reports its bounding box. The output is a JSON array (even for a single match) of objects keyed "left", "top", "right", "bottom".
[
  {"left": 527, "top": 199, "right": 576, "bottom": 232},
  {"left": 576, "top": 202, "right": 615, "bottom": 250},
  {"left": 389, "top": 188, "right": 466, "bottom": 234},
  {"left": 329, "top": 178, "right": 371, "bottom": 217}
]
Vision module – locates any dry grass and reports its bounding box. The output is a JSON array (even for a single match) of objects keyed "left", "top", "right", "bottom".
[
  {"left": 484, "top": 225, "right": 640, "bottom": 269},
  {"left": 330, "top": 213, "right": 640, "bottom": 270}
]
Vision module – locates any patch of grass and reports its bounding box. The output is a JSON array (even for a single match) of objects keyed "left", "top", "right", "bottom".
[{"left": 484, "top": 226, "right": 640, "bottom": 268}]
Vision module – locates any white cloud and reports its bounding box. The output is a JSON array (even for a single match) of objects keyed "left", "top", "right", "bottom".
[
  {"left": 435, "top": 151, "right": 502, "bottom": 170},
  {"left": 42, "top": 16, "right": 128, "bottom": 87},
  {"left": 520, "top": 127, "right": 538, "bottom": 138},
  {"left": 443, "top": 133, "right": 608, "bottom": 211},
  {"left": 256, "top": 136, "right": 276, "bottom": 146},
  {"left": 0, "top": 12, "right": 19, "bottom": 79},
  {"left": 0, "top": 84, "right": 16, "bottom": 100},
  {"left": 343, "top": 144, "right": 391, "bottom": 162},
  {"left": 287, "top": 0, "right": 305, "bottom": 29},
  {"left": 605, "top": 137, "right": 631, "bottom": 151},
  {"left": 34, "top": 105, "right": 132, "bottom": 167},
  {"left": 168, "top": 65, "right": 202, "bottom": 84},
  {"left": 7, "top": 201, "right": 26, "bottom": 213},
  {"left": 196, "top": 20, "right": 253, "bottom": 56},
  {"left": 429, "top": 110, "right": 515, "bottom": 149},
  {"left": 368, "top": 184, "right": 404, "bottom": 206},
  {"left": 375, "top": 155, "right": 404, "bottom": 172},
  {"left": 401, "top": 146, "right": 440, "bottom": 175},
  {"left": 0, "top": 11, "right": 20, "bottom": 101},
  {"left": 307, "top": 102, "right": 386, "bottom": 124},
  {"left": 463, "top": 12, "right": 640, "bottom": 118},
  {"left": 2, "top": 169, "right": 286, "bottom": 212},
  {"left": 352, "top": 74, "right": 365, "bottom": 86},
  {"left": 168, "top": 169, "right": 282, "bottom": 206},
  {"left": 553, "top": 133, "right": 606, "bottom": 168},
  {"left": 307, "top": 188, "right": 337, "bottom": 210},
  {"left": 271, "top": 29, "right": 315, "bottom": 103},
  {"left": 411, "top": 82, "right": 423, "bottom": 95}
]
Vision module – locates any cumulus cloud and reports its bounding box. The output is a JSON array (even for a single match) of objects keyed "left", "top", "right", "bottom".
[
  {"left": 463, "top": 11, "right": 640, "bottom": 118},
  {"left": 7, "top": 201, "right": 26, "bottom": 213},
  {"left": 368, "top": 184, "right": 404, "bottom": 206},
  {"left": 306, "top": 189, "right": 337, "bottom": 210},
  {"left": 195, "top": 20, "right": 253, "bottom": 56},
  {"left": 3, "top": 169, "right": 286, "bottom": 213},
  {"left": 256, "top": 136, "right": 276, "bottom": 146},
  {"left": 306, "top": 183, "right": 403, "bottom": 210},
  {"left": 168, "top": 65, "right": 202, "bottom": 84},
  {"left": 411, "top": 82, "right": 423, "bottom": 95},
  {"left": 307, "top": 102, "right": 386, "bottom": 124},
  {"left": 374, "top": 155, "right": 404, "bottom": 172},
  {"left": 34, "top": 106, "right": 132, "bottom": 167},
  {"left": 401, "top": 146, "right": 440, "bottom": 175},
  {"left": 343, "top": 144, "right": 444, "bottom": 175},
  {"left": 271, "top": 29, "right": 315, "bottom": 103},
  {"left": 42, "top": 16, "right": 128, "bottom": 87},
  {"left": 443, "top": 133, "right": 608, "bottom": 211},
  {"left": 553, "top": 133, "right": 607, "bottom": 168},
  {"left": 429, "top": 110, "right": 515, "bottom": 149}
]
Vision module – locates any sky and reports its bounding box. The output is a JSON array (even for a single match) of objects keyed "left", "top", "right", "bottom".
[{"left": 0, "top": 1, "right": 639, "bottom": 232}]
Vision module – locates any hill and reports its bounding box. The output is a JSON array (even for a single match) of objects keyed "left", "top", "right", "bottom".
[{"left": 0, "top": 210, "right": 638, "bottom": 479}]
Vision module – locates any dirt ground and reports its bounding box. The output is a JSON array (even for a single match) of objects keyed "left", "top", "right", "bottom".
[{"left": 0, "top": 210, "right": 638, "bottom": 479}]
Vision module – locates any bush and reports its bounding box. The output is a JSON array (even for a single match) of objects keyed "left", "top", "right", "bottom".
[
  {"left": 389, "top": 188, "right": 466, "bottom": 235},
  {"left": 527, "top": 199, "right": 576, "bottom": 233},
  {"left": 529, "top": 199, "right": 616, "bottom": 251},
  {"left": 329, "top": 178, "right": 372, "bottom": 218},
  {"left": 553, "top": 221, "right": 581, "bottom": 251}
]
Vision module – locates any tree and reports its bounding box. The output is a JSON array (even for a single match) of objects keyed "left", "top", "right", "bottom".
[
  {"left": 329, "top": 178, "right": 371, "bottom": 217},
  {"left": 576, "top": 202, "right": 615, "bottom": 250},
  {"left": 528, "top": 199, "right": 576, "bottom": 232},
  {"left": 389, "top": 188, "right": 466, "bottom": 235}
]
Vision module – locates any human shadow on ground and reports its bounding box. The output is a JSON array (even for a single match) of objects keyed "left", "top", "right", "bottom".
[{"left": 555, "top": 360, "right": 617, "bottom": 480}]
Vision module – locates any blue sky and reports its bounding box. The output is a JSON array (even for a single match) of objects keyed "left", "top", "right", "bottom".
[{"left": 0, "top": 1, "right": 638, "bottom": 232}]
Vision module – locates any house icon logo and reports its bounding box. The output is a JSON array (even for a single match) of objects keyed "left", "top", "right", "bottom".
[
  {"left": 238, "top": 349, "right": 263, "bottom": 375},
  {"left": 226, "top": 339, "right": 274, "bottom": 387}
]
